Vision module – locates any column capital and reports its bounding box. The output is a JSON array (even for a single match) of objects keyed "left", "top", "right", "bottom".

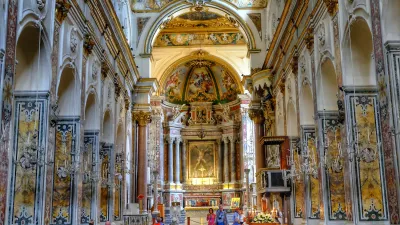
[
  {"left": 132, "top": 111, "right": 151, "bottom": 126},
  {"left": 55, "top": 0, "right": 72, "bottom": 23},
  {"left": 249, "top": 109, "right": 264, "bottom": 124}
]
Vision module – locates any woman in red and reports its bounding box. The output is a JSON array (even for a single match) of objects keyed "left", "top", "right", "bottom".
[{"left": 207, "top": 208, "right": 216, "bottom": 225}]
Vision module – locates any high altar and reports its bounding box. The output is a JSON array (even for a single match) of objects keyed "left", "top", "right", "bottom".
[{"left": 144, "top": 54, "right": 259, "bottom": 217}]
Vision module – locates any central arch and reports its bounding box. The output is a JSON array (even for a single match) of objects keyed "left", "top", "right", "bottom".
[{"left": 144, "top": 1, "right": 257, "bottom": 54}]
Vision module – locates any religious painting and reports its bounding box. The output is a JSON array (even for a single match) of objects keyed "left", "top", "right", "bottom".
[
  {"left": 210, "top": 66, "right": 239, "bottom": 103},
  {"left": 247, "top": 13, "right": 262, "bottom": 38},
  {"left": 131, "top": 0, "right": 175, "bottom": 12},
  {"left": 188, "top": 141, "right": 216, "bottom": 178},
  {"left": 164, "top": 66, "right": 189, "bottom": 103},
  {"left": 185, "top": 67, "right": 217, "bottom": 102},
  {"left": 349, "top": 95, "right": 387, "bottom": 221},
  {"left": 266, "top": 145, "right": 280, "bottom": 169},
  {"left": 10, "top": 96, "right": 47, "bottom": 225},
  {"left": 227, "top": 0, "right": 267, "bottom": 8},
  {"left": 164, "top": 60, "right": 240, "bottom": 104},
  {"left": 322, "top": 119, "right": 346, "bottom": 220},
  {"left": 52, "top": 120, "right": 78, "bottom": 225},
  {"left": 153, "top": 33, "right": 246, "bottom": 47}
]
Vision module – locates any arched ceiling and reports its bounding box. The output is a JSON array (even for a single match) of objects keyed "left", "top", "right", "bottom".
[
  {"left": 131, "top": 0, "right": 267, "bottom": 12},
  {"left": 153, "top": 11, "right": 246, "bottom": 47},
  {"left": 161, "top": 51, "right": 243, "bottom": 104}
]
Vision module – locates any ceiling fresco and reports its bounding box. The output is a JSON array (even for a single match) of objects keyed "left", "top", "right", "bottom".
[
  {"left": 164, "top": 59, "right": 240, "bottom": 104},
  {"left": 131, "top": 0, "right": 268, "bottom": 12},
  {"left": 154, "top": 11, "right": 246, "bottom": 47}
]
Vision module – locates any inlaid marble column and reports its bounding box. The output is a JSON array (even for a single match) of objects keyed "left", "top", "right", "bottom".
[
  {"left": 133, "top": 111, "right": 151, "bottom": 213},
  {"left": 217, "top": 139, "right": 223, "bottom": 183},
  {"left": 224, "top": 137, "right": 229, "bottom": 183},
  {"left": 249, "top": 108, "right": 265, "bottom": 210},
  {"left": 175, "top": 138, "right": 181, "bottom": 184},
  {"left": 230, "top": 136, "right": 236, "bottom": 183},
  {"left": 182, "top": 140, "right": 187, "bottom": 184},
  {"left": 167, "top": 137, "right": 174, "bottom": 184}
]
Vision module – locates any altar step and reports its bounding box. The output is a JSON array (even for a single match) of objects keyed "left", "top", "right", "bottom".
[{"left": 164, "top": 209, "right": 186, "bottom": 225}]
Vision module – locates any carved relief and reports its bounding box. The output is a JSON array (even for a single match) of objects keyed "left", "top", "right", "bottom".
[
  {"left": 317, "top": 23, "right": 326, "bottom": 47},
  {"left": 70, "top": 28, "right": 78, "bottom": 53},
  {"left": 37, "top": 0, "right": 46, "bottom": 10},
  {"left": 92, "top": 61, "right": 99, "bottom": 81},
  {"left": 323, "top": 0, "right": 338, "bottom": 16},
  {"left": 299, "top": 55, "right": 306, "bottom": 74},
  {"left": 305, "top": 28, "right": 314, "bottom": 50}
]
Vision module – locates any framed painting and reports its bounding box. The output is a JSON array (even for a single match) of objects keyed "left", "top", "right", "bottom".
[{"left": 188, "top": 141, "right": 216, "bottom": 178}]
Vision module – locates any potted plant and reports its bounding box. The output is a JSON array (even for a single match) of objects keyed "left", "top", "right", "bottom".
[{"left": 249, "top": 212, "right": 278, "bottom": 225}]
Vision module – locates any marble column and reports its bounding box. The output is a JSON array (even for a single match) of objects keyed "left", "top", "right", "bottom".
[
  {"left": 245, "top": 168, "right": 251, "bottom": 211},
  {"left": 167, "top": 138, "right": 174, "bottom": 184},
  {"left": 218, "top": 139, "right": 223, "bottom": 183},
  {"left": 153, "top": 171, "right": 159, "bottom": 214},
  {"left": 182, "top": 140, "right": 187, "bottom": 184},
  {"left": 224, "top": 137, "right": 229, "bottom": 183},
  {"left": 230, "top": 136, "right": 236, "bottom": 183},
  {"left": 133, "top": 111, "right": 151, "bottom": 213},
  {"left": 249, "top": 109, "right": 265, "bottom": 210},
  {"left": 175, "top": 138, "right": 181, "bottom": 184}
]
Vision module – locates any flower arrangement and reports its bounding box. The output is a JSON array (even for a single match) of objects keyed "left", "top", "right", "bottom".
[{"left": 251, "top": 212, "right": 275, "bottom": 223}]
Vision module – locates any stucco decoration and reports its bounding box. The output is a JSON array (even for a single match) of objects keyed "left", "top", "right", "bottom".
[
  {"left": 131, "top": 0, "right": 267, "bottom": 12},
  {"left": 137, "top": 17, "right": 150, "bottom": 47},
  {"left": 247, "top": 13, "right": 262, "bottom": 38},
  {"left": 70, "top": 28, "right": 78, "bottom": 53},
  {"left": 154, "top": 11, "right": 245, "bottom": 47},
  {"left": 163, "top": 56, "right": 241, "bottom": 104}
]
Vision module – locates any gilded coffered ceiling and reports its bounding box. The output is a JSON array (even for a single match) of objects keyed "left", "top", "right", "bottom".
[
  {"left": 153, "top": 11, "right": 246, "bottom": 47},
  {"left": 131, "top": 0, "right": 268, "bottom": 12}
]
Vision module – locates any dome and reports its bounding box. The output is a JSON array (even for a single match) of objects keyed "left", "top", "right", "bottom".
[{"left": 163, "top": 57, "right": 241, "bottom": 104}]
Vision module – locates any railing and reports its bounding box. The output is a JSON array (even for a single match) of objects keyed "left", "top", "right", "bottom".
[
  {"left": 123, "top": 214, "right": 150, "bottom": 225},
  {"left": 255, "top": 169, "right": 290, "bottom": 193}
]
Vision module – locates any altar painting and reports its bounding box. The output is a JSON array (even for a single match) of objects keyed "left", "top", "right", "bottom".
[
  {"left": 266, "top": 145, "right": 280, "bottom": 169},
  {"left": 188, "top": 142, "right": 216, "bottom": 179}
]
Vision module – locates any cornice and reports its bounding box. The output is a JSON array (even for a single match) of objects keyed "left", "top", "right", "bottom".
[
  {"left": 271, "top": 0, "right": 326, "bottom": 94},
  {"left": 262, "top": 0, "right": 293, "bottom": 68}
]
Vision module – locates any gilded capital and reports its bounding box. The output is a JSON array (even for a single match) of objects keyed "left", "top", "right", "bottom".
[
  {"left": 132, "top": 111, "right": 151, "bottom": 126},
  {"left": 55, "top": 0, "right": 71, "bottom": 23},
  {"left": 249, "top": 109, "right": 264, "bottom": 124},
  {"left": 323, "top": 0, "right": 338, "bottom": 16}
]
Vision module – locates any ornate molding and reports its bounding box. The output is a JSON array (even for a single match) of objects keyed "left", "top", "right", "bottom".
[
  {"left": 37, "top": 0, "right": 46, "bottom": 10},
  {"left": 132, "top": 111, "right": 151, "bottom": 126},
  {"left": 249, "top": 109, "right": 264, "bottom": 124},
  {"left": 55, "top": 0, "right": 71, "bottom": 23},
  {"left": 101, "top": 61, "right": 109, "bottom": 80},
  {"left": 304, "top": 27, "right": 314, "bottom": 50},
  {"left": 83, "top": 34, "right": 95, "bottom": 55},
  {"left": 323, "top": 0, "right": 338, "bottom": 16}
]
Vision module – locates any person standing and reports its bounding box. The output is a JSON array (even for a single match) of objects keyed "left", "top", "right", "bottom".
[
  {"left": 233, "top": 208, "right": 241, "bottom": 225},
  {"left": 215, "top": 204, "right": 228, "bottom": 225},
  {"left": 207, "top": 208, "right": 216, "bottom": 225}
]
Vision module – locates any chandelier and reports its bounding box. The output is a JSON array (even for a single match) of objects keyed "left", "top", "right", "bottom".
[{"left": 346, "top": 123, "right": 379, "bottom": 163}]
